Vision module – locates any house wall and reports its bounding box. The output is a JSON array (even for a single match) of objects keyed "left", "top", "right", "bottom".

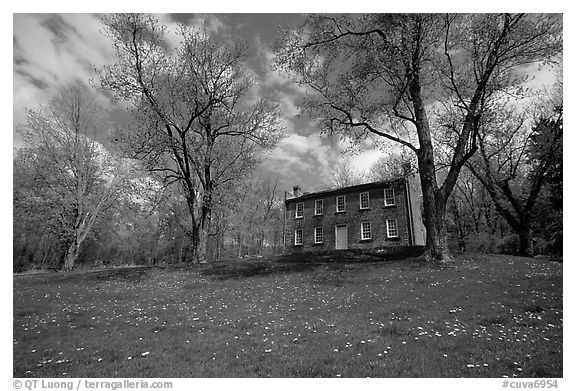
[
  {"left": 284, "top": 180, "right": 413, "bottom": 252},
  {"left": 406, "top": 173, "right": 426, "bottom": 246}
]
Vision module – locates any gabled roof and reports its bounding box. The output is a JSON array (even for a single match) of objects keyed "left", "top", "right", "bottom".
[{"left": 285, "top": 178, "right": 405, "bottom": 203}]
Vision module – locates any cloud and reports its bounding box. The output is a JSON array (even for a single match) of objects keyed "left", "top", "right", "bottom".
[
  {"left": 263, "top": 132, "right": 344, "bottom": 188},
  {"left": 152, "top": 13, "right": 185, "bottom": 49},
  {"left": 184, "top": 14, "right": 227, "bottom": 34},
  {"left": 348, "top": 149, "right": 384, "bottom": 174},
  {"left": 13, "top": 14, "right": 117, "bottom": 136}
]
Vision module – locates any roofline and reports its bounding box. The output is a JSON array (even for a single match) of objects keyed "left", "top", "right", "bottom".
[{"left": 285, "top": 178, "right": 405, "bottom": 204}]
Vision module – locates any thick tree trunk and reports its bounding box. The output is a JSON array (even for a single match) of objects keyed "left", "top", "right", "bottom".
[
  {"left": 517, "top": 225, "right": 534, "bottom": 257},
  {"left": 191, "top": 194, "right": 212, "bottom": 264},
  {"left": 407, "top": 46, "right": 452, "bottom": 263},
  {"left": 423, "top": 203, "right": 450, "bottom": 262},
  {"left": 416, "top": 143, "right": 451, "bottom": 263},
  {"left": 63, "top": 240, "right": 80, "bottom": 271}
]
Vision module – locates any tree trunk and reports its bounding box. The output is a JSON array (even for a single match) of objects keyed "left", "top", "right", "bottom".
[
  {"left": 518, "top": 224, "right": 534, "bottom": 257},
  {"left": 423, "top": 203, "right": 449, "bottom": 262},
  {"left": 63, "top": 240, "right": 80, "bottom": 271},
  {"left": 408, "top": 47, "right": 452, "bottom": 263},
  {"left": 195, "top": 228, "right": 209, "bottom": 263},
  {"left": 416, "top": 145, "right": 451, "bottom": 263},
  {"left": 191, "top": 195, "right": 212, "bottom": 264},
  {"left": 237, "top": 233, "right": 243, "bottom": 258},
  {"left": 450, "top": 196, "right": 467, "bottom": 252}
]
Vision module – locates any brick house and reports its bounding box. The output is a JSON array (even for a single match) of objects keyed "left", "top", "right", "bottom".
[{"left": 283, "top": 174, "right": 425, "bottom": 252}]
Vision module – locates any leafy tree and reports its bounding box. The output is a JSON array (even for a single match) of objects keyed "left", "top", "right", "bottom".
[
  {"left": 318, "top": 161, "right": 366, "bottom": 191},
  {"left": 275, "top": 13, "right": 562, "bottom": 261},
  {"left": 445, "top": 168, "right": 504, "bottom": 253},
  {"left": 16, "top": 84, "right": 124, "bottom": 270},
  {"left": 13, "top": 149, "right": 62, "bottom": 271},
  {"left": 99, "top": 14, "right": 283, "bottom": 263},
  {"left": 366, "top": 150, "right": 415, "bottom": 182},
  {"left": 467, "top": 105, "right": 563, "bottom": 256},
  {"left": 221, "top": 176, "right": 284, "bottom": 258}
]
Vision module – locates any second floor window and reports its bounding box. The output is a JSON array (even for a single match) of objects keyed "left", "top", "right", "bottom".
[
  {"left": 336, "top": 195, "right": 346, "bottom": 212},
  {"left": 384, "top": 188, "right": 396, "bottom": 206},
  {"left": 315, "top": 199, "right": 323, "bottom": 215},
  {"left": 360, "top": 192, "right": 370, "bottom": 209},
  {"left": 295, "top": 202, "right": 304, "bottom": 218}
]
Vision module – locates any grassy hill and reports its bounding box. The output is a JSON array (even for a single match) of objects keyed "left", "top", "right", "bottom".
[{"left": 13, "top": 251, "right": 562, "bottom": 377}]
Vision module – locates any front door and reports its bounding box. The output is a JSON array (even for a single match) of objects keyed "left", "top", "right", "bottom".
[{"left": 335, "top": 225, "right": 348, "bottom": 250}]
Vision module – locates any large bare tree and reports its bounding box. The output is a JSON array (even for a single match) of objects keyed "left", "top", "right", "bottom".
[
  {"left": 275, "top": 13, "right": 562, "bottom": 261},
  {"left": 98, "top": 14, "right": 283, "bottom": 263}
]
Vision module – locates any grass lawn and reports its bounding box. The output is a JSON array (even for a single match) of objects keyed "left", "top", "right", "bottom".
[{"left": 13, "top": 250, "right": 562, "bottom": 378}]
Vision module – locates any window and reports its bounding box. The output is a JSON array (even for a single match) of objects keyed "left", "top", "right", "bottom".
[
  {"left": 295, "top": 229, "right": 303, "bottom": 245},
  {"left": 314, "top": 227, "right": 323, "bottom": 244},
  {"left": 315, "top": 199, "right": 323, "bottom": 215},
  {"left": 384, "top": 188, "right": 396, "bottom": 206},
  {"left": 336, "top": 195, "right": 346, "bottom": 212},
  {"left": 386, "top": 219, "right": 398, "bottom": 238},
  {"left": 360, "top": 192, "right": 370, "bottom": 209},
  {"left": 361, "top": 222, "right": 372, "bottom": 240},
  {"left": 295, "top": 202, "right": 304, "bottom": 218}
]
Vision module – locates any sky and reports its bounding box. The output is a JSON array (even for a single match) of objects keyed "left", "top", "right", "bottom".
[
  {"left": 13, "top": 12, "right": 387, "bottom": 195},
  {"left": 12, "top": 12, "right": 562, "bottom": 196}
]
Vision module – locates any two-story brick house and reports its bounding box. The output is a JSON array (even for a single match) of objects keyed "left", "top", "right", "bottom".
[{"left": 283, "top": 174, "right": 425, "bottom": 252}]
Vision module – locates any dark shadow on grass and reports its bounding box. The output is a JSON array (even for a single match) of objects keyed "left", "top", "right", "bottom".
[
  {"left": 200, "top": 246, "right": 426, "bottom": 280},
  {"left": 24, "top": 266, "right": 153, "bottom": 285}
]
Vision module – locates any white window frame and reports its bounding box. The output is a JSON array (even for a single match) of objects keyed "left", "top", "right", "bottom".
[
  {"left": 360, "top": 192, "right": 370, "bottom": 210},
  {"left": 361, "top": 221, "right": 372, "bottom": 240},
  {"left": 384, "top": 188, "right": 396, "bottom": 206},
  {"left": 386, "top": 219, "right": 398, "bottom": 238},
  {"left": 336, "top": 195, "right": 346, "bottom": 212},
  {"left": 314, "top": 199, "right": 323, "bottom": 216},
  {"left": 295, "top": 202, "right": 304, "bottom": 218},
  {"left": 314, "top": 227, "right": 323, "bottom": 244},
  {"left": 294, "top": 229, "right": 303, "bottom": 245}
]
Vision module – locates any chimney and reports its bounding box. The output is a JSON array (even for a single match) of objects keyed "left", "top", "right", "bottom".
[
  {"left": 293, "top": 185, "right": 301, "bottom": 198},
  {"left": 401, "top": 161, "right": 412, "bottom": 176}
]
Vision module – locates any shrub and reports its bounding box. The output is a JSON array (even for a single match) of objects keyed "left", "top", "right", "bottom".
[
  {"left": 466, "top": 232, "right": 498, "bottom": 253},
  {"left": 497, "top": 234, "right": 520, "bottom": 255}
]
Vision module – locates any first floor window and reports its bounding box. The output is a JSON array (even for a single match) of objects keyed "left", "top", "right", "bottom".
[
  {"left": 386, "top": 219, "right": 398, "bottom": 238},
  {"left": 295, "top": 229, "right": 303, "bottom": 245},
  {"left": 360, "top": 192, "right": 370, "bottom": 209},
  {"left": 315, "top": 199, "right": 323, "bottom": 215},
  {"left": 336, "top": 195, "right": 346, "bottom": 212},
  {"left": 384, "top": 188, "right": 396, "bottom": 206},
  {"left": 314, "top": 227, "right": 323, "bottom": 243},
  {"left": 295, "top": 202, "right": 304, "bottom": 218},
  {"left": 361, "top": 221, "right": 372, "bottom": 240}
]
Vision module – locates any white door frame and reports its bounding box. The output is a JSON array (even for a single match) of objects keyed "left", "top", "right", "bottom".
[{"left": 335, "top": 224, "right": 348, "bottom": 250}]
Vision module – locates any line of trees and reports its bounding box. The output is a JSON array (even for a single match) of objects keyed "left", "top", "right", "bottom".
[{"left": 13, "top": 13, "right": 562, "bottom": 272}]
